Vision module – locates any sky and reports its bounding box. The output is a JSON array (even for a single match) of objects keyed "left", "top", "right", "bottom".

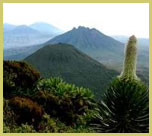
[{"left": 3, "top": 3, "right": 149, "bottom": 38}]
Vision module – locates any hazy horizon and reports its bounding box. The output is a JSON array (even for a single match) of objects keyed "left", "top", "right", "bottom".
[{"left": 3, "top": 3, "right": 149, "bottom": 38}]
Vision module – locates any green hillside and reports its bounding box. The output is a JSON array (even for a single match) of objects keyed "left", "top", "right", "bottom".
[
  {"left": 24, "top": 43, "right": 118, "bottom": 99},
  {"left": 47, "top": 26, "right": 148, "bottom": 83},
  {"left": 47, "top": 26, "right": 124, "bottom": 68}
]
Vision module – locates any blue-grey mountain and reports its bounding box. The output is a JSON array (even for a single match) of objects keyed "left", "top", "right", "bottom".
[
  {"left": 3, "top": 23, "right": 16, "bottom": 32},
  {"left": 30, "top": 22, "right": 63, "bottom": 35},
  {"left": 3, "top": 22, "right": 63, "bottom": 49},
  {"left": 3, "top": 24, "right": 52, "bottom": 49}
]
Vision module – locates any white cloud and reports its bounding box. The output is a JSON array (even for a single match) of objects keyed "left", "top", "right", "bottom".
[{"left": 3, "top": 3, "right": 149, "bottom": 38}]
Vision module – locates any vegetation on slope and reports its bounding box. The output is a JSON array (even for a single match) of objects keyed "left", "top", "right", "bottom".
[
  {"left": 3, "top": 61, "right": 40, "bottom": 98},
  {"left": 24, "top": 43, "right": 118, "bottom": 99}
]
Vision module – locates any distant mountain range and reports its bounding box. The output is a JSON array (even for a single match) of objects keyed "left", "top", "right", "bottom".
[
  {"left": 3, "top": 23, "right": 16, "bottom": 32},
  {"left": 3, "top": 26, "right": 148, "bottom": 84},
  {"left": 4, "top": 26, "right": 125, "bottom": 65},
  {"left": 30, "top": 22, "right": 63, "bottom": 35},
  {"left": 24, "top": 43, "right": 119, "bottom": 99},
  {"left": 3, "top": 22, "right": 63, "bottom": 49}
]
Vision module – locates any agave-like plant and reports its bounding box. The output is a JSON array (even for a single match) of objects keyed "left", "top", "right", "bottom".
[{"left": 92, "top": 35, "right": 149, "bottom": 133}]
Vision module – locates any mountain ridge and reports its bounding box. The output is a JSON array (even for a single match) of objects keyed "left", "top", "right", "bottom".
[{"left": 46, "top": 26, "right": 124, "bottom": 50}]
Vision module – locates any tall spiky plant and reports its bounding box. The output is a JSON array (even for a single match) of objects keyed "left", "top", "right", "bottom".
[
  {"left": 119, "top": 35, "right": 138, "bottom": 80},
  {"left": 92, "top": 35, "right": 149, "bottom": 133}
]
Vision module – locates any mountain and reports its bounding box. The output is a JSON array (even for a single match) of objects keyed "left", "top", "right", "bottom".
[
  {"left": 4, "top": 26, "right": 125, "bottom": 61},
  {"left": 24, "top": 43, "right": 118, "bottom": 99},
  {"left": 46, "top": 27, "right": 148, "bottom": 82},
  {"left": 47, "top": 26, "right": 124, "bottom": 50},
  {"left": 3, "top": 23, "right": 16, "bottom": 32},
  {"left": 3, "top": 25, "right": 52, "bottom": 49},
  {"left": 30, "top": 22, "right": 63, "bottom": 35},
  {"left": 3, "top": 26, "right": 148, "bottom": 84},
  {"left": 3, "top": 22, "right": 63, "bottom": 50},
  {"left": 3, "top": 44, "right": 44, "bottom": 60},
  {"left": 45, "top": 26, "right": 125, "bottom": 70},
  {"left": 7, "top": 25, "right": 42, "bottom": 35}
]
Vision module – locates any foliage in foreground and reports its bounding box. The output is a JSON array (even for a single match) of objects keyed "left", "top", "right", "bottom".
[
  {"left": 4, "top": 61, "right": 96, "bottom": 132},
  {"left": 92, "top": 78, "right": 149, "bottom": 133},
  {"left": 34, "top": 78, "right": 97, "bottom": 125},
  {"left": 3, "top": 60, "right": 40, "bottom": 98}
]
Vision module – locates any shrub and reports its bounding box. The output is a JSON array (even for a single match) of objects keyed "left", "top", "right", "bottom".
[
  {"left": 38, "top": 113, "right": 94, "bottom": 133},
  {"left": 3, "top": 61, "right": 40, "bottom": 98},
  {"left": 3, "top": 99, "right": 16, "bottom": 129},
  {"left": 4, "top": 123, "right": 37, "bottom": 133},
  {"left": 38, "top": 113, "right": 64, "bottom": 133},
  {"left": 9, "top": 97, "right": 44, "bottom": 127},
  {"left": 34, "top": 77, "right": 97, "bottom": 125}
]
